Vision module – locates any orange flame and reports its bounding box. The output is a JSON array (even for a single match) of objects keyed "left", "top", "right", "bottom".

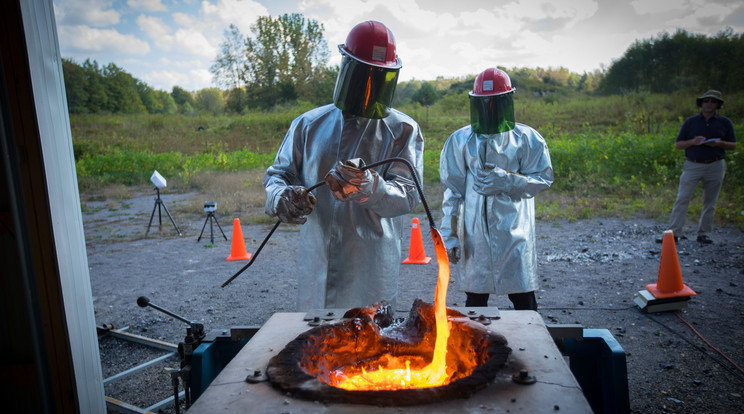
[{"left": 329, "top": 229, "right": 452, "bottom": 390}]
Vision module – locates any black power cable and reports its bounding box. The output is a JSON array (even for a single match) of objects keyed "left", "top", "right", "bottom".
[
  {"left": 538, "top": 305, "right": 744, "bottom": 383},
  {"left": 644, "top": 311, "right": 744, "bottom": 383}
]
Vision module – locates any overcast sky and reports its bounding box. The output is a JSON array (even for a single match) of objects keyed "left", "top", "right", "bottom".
[{"left": 52, "top": 0, "right": 744, "bottom": 92}]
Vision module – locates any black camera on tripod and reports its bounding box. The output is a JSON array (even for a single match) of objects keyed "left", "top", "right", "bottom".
[{"left": 198, "top": 202, "right": 226, "bottom": 243}]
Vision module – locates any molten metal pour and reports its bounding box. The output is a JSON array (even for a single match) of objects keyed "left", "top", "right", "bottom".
[{"left": 328, "top": 229, "right": 452, "bottom": 391}]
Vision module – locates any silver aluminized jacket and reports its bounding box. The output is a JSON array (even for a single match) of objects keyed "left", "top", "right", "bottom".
[
  {"left": 264, "top": 104, "right": 424, "bottom": 311},
  {"left": 439, "top": 124, "right": 553, "bottom": 295}
]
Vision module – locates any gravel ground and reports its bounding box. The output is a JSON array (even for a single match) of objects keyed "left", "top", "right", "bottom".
[{"left": 84, "top": 188, "right": 744, "bottom": 413}]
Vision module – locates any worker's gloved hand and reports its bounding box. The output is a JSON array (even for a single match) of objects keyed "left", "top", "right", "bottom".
[
  {"left": 472, "top": 166, "right": 510, "bottom": 196},
  {"left": 325, "top": 158, "right": 377, "bottom": 202},
  {"left": 273, "top": 186, "right": 316, "bottom": 224},
  {"left": 447, "top": 246, "right": 460, "bottom": 264}
]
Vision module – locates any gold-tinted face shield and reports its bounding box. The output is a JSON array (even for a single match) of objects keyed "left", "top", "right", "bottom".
[{"left": 333, "top": 49, "right": 400, "bottom": 119}]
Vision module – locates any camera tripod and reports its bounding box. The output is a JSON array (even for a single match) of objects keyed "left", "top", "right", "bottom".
[
  {"left": 146, "top": 187, "right": 182, "bottom": 236},
  {"left": 197, "top": 210, "right": 227, "bottom": 244}
]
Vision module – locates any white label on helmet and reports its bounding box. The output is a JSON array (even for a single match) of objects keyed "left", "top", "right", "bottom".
[
  {"left": 372, "top": 45, "right": 387, "bottom": 62},
  {"left": 483, "top": 80, "right": 494, "bottom": 91}
]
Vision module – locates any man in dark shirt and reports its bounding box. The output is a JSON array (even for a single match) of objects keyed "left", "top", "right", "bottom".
[{"left": 667, "top": 90, "right": 737, "bottom": 244}]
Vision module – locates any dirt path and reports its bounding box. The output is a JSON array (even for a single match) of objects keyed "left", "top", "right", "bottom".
[{"left": 86, "top": 190, "right": 744, "bottom": 413}]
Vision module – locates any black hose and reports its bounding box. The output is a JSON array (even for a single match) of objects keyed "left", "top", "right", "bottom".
[{"left": 221, "top": 157, "right": 435, "bottom": 288}]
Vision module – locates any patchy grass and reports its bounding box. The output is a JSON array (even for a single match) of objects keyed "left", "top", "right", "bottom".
[{"left": 185, "top": 170, "right": 267, "bottom": 214}]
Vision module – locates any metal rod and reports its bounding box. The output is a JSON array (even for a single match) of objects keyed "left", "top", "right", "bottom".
[
  {"left": 103, "top": 351, "right": 178, "bottom": 385},
  {"left": 105, "top": 395, "right": 153, "bottom": 414},
  {"left": 137, "top": 296, "right": 193, "bottom": 326},
  {"left": 214, "top": 214, "right": 228, "bottom": 241},
  {"left": 171, "top": 371, "right": 181, "bottom": 414},
  {"left": 222, "top": 157, "right": 435, "bottom": 287},
  {"left": 101, "top": 327, "right": 178, "bottom": 352},
  {"left": 144, "top": 391, "right": 185, "bottom": 413}
]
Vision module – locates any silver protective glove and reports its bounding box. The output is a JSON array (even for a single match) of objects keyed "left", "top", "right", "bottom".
[
  {"left": 272, "top": 186, "right": 316, "bottom": 224},
  {"left": 324, "top": 158, "right": 377, "bottom": 202},
  {"left": 472, "top": 166, "right": 526, "bottom": 197},
  {"left": 447, "top": 246, "right": 460, "bottom": 264},
  {"left": 446, "top": 214, "right": 461, "bottom": 264}
]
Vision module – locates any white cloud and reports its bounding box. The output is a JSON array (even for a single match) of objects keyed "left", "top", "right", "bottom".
[
  {"left": 137, "top": 15, "right": 172, "bottom": 49},
  {"left": 144, "top": 65, "right": 214, "bottom": 91},
  {"left": 57, "top": 25, "right": 150, "bottom": 54},
  {"left": 200, "top": 0, "right": 270, "bottom": 34},
  {"left": 630, "top": 0, "right": 743, "bottom": 34},
  {"left": 687, "top": 3, "right": 736, "bottom": 25},
  {"left": 137, "top": 15, "right": 214, "bottom": 57},
  {"left": 502, "top": 0, "right": 598, "bottom": 23},
  {"left": 143, "top": 69, "right": 191, "bottom": 91},
  {"left": 455, "top": 8, "right": 521, "bottom": 36},
  {"left": 54, "top": 0, "right": 120, "bottom": 26},
  {"left": 189, "top": 67, "right": 215, "bottom": 90},
  {"left": 127, "top": 0, "right": 167, "bottom": 12},
  {"left": 174, "top": 29, "right": 216, "bottom": 57},
  {"left": 377, "top": 0, "right": 458, "bottom": 34},
  {"left": 173, "top": 12, "right": 196, "bottom": 27},
  {"left": 630, "top": 0, "right": 687, "bottom": 15}
]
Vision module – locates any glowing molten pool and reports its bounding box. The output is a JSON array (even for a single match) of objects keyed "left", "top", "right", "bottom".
[{"left": 265, "top": 229, "right": 511, "bottom": 405}]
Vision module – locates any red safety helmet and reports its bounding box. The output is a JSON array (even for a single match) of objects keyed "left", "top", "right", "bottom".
[
  {"left": 340, "top": 20, "right": 401, "bottom": 69},
  {"left": 471, "top": 68, "right": 515, "bottom": 96},
  {"left": 469, "top": 68, "right": 516, "bottom": 133},
  {"left": 333, "top": 21, "right": 402, "bottom": 118}
]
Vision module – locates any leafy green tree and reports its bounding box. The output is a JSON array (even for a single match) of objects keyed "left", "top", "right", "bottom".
[
  {"left": 308, "top": 65, "right": 338, "bottom": 105},
  {"left": 180, "top": 101, "right": 195, "bottom": 115},
  {"left": 225, "top": 87, "right": 247, "bottom": 114},
  {"left": 196, "top": 88, "right": 224, "bottom": 114},
  {"left": 171, "top": 86, "right": 195, "bottom": 108},
  {"left": 62, "top": 58, "right": 88, "bottom": 113},
  {"left": 242, "top": 13, "right": 330, "bottom": 108},
  {"left": 102, "top": 63, "right": 145, "bottom": 113},
  {"left": 278, "top": 13, "right": 330, "bottom": 102},
  {"left": 244, "top": 16, "right": 284, "bottom": 108},
  {"left": 137, "top": 82, "right": 160, "bottom": 113},
  {"left": 413, "top": 82, "right": 439, "bottom": 107},
  {"left": 82, "top": 59, "right": 107, "bottom": 113},
  {"left": 155, "top": 90, "right": 177, "bottom": 114},
  {"left": 210, "top": 24, "right": 247, "bottom": 94}
]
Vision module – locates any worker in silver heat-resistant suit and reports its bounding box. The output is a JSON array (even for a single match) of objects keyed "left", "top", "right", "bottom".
[
  {"left": 439, "top": 68, "right": 553, "bottom": 311},
  {"left": 263, "top": 21, "right": 424, "bottom": 312}
]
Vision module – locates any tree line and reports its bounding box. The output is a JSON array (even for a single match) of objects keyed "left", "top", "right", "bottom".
[
  {"left": 62, "top": 58, "right": 225, "bottom": 115},
  {"left": 61, "top": 16, "right": 742, "bottom": 115},
  {"left": 599, "top": 28, "right": 744, "bottom": 94}
]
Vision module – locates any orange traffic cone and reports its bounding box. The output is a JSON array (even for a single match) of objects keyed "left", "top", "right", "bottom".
[
  {"left": 402, "top": 217, "right": 431, "bottom": 264},
  {"left": 226, "top": 218, "right": 252, "bottom": 261},
  {"left": 646, "top": 230, "right": 696, "bottom": 299}
]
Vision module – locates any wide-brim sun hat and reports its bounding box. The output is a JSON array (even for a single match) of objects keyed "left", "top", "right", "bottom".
[{"left": 696, "top": 89, "right": 724, "bottom": 107}]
